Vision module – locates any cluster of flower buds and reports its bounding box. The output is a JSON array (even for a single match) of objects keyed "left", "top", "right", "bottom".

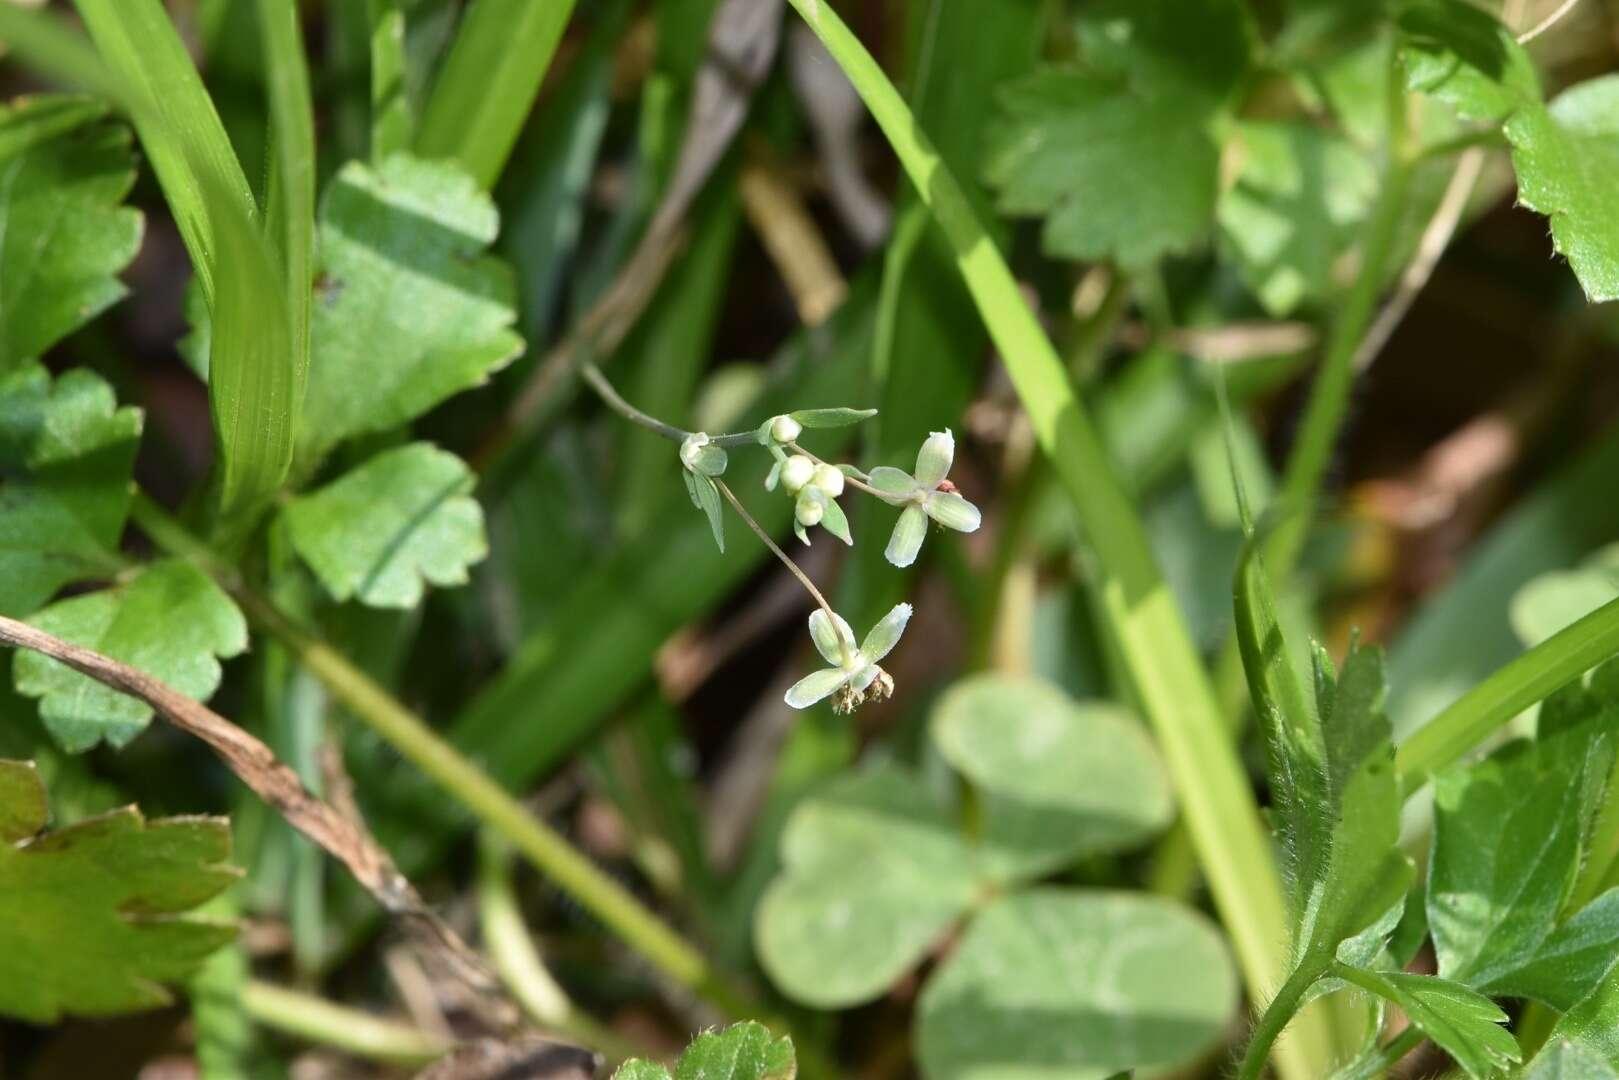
[{"left": 761, "top": 415, "right": 853, "bottom": 546}]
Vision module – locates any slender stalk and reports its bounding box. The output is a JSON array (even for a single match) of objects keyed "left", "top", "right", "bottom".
[
  {"left": 128, "top": 494, "right": 756, "bottom": 1020},
  {"left": 242, "top": 980, "right": 453, "bottom": 1066},
  {"left": 580, "top": 361, "right": 759, "bottom": 448},
  {"left": 714, "top": 478, "right": 852, "bottom": 665},
  {"left": 1396, "top": 593, "right": 1619, "bottom": 794},
  {"left": 1237, "top": 956, "right": 1331, "bottom": 1080},
  {"left": 1267, "top": 48, "right": 1412, "bottom": 578},
  {"left": 782, "top": 3, "right": 1325, "bottom": 1073}
]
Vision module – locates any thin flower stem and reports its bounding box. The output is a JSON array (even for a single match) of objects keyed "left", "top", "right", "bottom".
[
  {"left": 1236, "top": 956, "right": 1331, "bottom": 1080},
  {"left": 714, "top": 477, "right": 854, "bottom": 665},
  {"left": 786, "top": 440, "right": 901, "bottom": 503},
  {"left": 580, "top": 361, "right": 757, "bottom": 448}
]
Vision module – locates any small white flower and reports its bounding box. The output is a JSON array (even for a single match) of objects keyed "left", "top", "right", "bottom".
[
  {"left": 784, "top": 603, "right": 912, "bottom": 713},
  {"left": 868, "top": 429, "right": 981, "bottom": 568}
]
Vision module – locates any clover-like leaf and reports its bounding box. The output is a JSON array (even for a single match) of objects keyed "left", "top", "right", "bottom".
[
  {"left": 1337, "top": 967, "right": 1519, "bottom": 1078},
  {"left": 916, "top": 889, "right": 1238, "bottom": 1080},
  {"left": 754, "top": 765, "right": 978, "bottom": 1008},
  {"left": 299, "top": 154, "right": 523, "bottom": 461},
  {"left": 283, "top": 443, "right": 487, "bottom": 609},
  {"left": 1506, "top": 76, "right": 1619, "bottom": 303},
  {"left": 931, "top": 674, "right": 1173, "bottom": 881},
  {"left": 1217, "top": 120, "right": 1377, "bottom": 315},
  {"left": 0, "top": 96, "right": 142, "bottom": 369},
  {"left": 614, "top": 1021, "right": 794, "bottom": 1080},
  {"left": 1398, "top": 0, "right": 1540, "bottom": 122},
  {"left": 14, "top": 560, "right": 248, "bottom": 753},
  {"left": 0, "top": 362, "right": 140, "bottom": 618},
  {"left": 0, "top": 759, "right": 237, "bottom": 1023},
  {"left": 984, "top": 0, "right": 1248, "bottom": 266}
]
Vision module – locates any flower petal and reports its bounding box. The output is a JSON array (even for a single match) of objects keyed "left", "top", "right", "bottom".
[
  {"left": 849, "top": 663, "right": 880, "bottom": 695},
  {"left": 925, "top": 490, "right": 982, "bottom": 533},
  {"left": 868, "top": 466, "right": 917, "bottom": 499},
  {"left": 860, "top": 602, "right": 913, "bottom": 664},
  {"left": 885, "top": 504, "right": 928, "bottom": 568},
  {"left": 784, "top": 667, "right": 851, "bottom": 709},
  {"left": 809, "top": 608, "right": 858, "bottom": 666},
  {"left": 914, "top": 429, "right": 955, "bottom": 489},
  {"left": 764, "top": 460, "right": 782, "bottom": 491}
]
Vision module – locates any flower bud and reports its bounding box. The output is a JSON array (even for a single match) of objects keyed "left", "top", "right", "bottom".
[
  {"left": 770, "top": 414, "right": 804, "bottom": 443},
  {"left": 780, "top": 454, "right": 815, "bottom": 493},
  {"left": 795, "top": 489, "right": 825, "bottom": 527},
  {"left": 811, "top": 463, "right": 845, "bottom": 498}
]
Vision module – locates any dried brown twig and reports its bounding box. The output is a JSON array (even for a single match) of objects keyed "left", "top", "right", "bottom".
[{"left": 0, "top": 613, "right": 514, "bottom": 1027}]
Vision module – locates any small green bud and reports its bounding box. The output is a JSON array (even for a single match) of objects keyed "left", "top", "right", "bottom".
[
  {"left": 811, "top": 462, "right": 845, "bottom": 498},
  {"left": 781, "top": 454, "right": 816, "bottom": 494},
  {"left": 770, "top": 414, "right": 804, "bottom": 443},
  {"left": 795, "top": 488, "right": 825, "bottom": 527}
]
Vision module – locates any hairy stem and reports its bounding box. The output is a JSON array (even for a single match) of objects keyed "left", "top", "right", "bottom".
[
  {"left": 128, "top": 493, "right": 755, "bottom": 1019},
  {"left": 1237, "top": 957, "right": 1330, "bottom": 1080}
]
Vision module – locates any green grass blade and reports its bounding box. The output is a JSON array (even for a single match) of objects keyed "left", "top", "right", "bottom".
[
  {"left": 782, "top": 2, "right": 1325, "bottom": 1073},
  {"left": 257, "top": 0, "right": 314, "bottom": 449},
  {"left": 415, "top": 0, "right": 578, "bottom": 189},
  {"left": 1396, "top": 593, "right": 1619, "bottom": 794},
  {"left": 73, "top": 0, "right": 298, "bottom": 516},
  {"left": 367, "top": 0, "right": 411, "bottom": 161}
]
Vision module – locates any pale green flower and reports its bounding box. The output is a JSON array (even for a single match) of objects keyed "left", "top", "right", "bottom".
[
  {"left": 869, "top": 429, "right": 981, "bottom": 568},
  {"left": 785, "top": 603, "right": 912, "bottom": 713}
]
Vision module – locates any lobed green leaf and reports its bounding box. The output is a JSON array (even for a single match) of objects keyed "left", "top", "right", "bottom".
[
  {"left": 0, "top": 363, "right": 139, "bottom": 618},
  {"left": 613, "top": 1020, "right": 794, "bottom": 1080},
  {"left": 283, "top": 443, "right": 487, "bottom": 609},
  {"left": 15, "top": 560, "right": 248, "bottom": 752},
  {"left": 0, "top": 759, "right": 237, "bottom": 1023}
]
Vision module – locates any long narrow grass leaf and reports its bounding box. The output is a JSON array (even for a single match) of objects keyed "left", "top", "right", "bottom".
[
  {"left": 415, "top": 0, "right": 579, "bottom": 188},
  {"left": 73, "top": 0, "right": 299, "bottom": 515}
]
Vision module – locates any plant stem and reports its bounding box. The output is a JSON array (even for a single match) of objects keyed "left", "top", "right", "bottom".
[
  {"left": 580, "top": 361, "right": 758, "bottom": 448},
  {"left": 242, "top": 979, "right": 453, "bottom": 1066},
  {"left": 1237, "top": 957, "right": 1330, "bottom": 1080},
  {"left": 1396, "top": 592, "right": 1619, "bottom": 793},
  {"left": 714, "top": 477, "right": 852, "bottom": 664},
  {"left": 1267, "top": 48, "right": 1412, "bottom": 578},
  {"left": 129, "top": 493, "right": 756, "bottom": 1020},
  {"left": 782, "top": 3, "right": 1326, "bottom": 1074}
]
